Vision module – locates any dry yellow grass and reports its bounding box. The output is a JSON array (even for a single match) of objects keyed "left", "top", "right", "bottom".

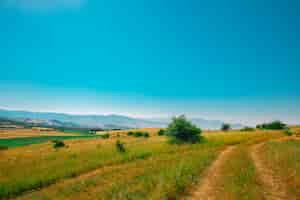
[
  {"left": 0, "top": 127, "right": 289, "bottom": 200},
  {"left": 0, "top": 128, "right": 76, "bottom": 139},
  {"left": 259, "top": 139, "right": 300, "bottom": 199}
]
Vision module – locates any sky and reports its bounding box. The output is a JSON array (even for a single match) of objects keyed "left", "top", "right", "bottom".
[{"left": 0, "top": 0, "right": 299, "bottom": 125}]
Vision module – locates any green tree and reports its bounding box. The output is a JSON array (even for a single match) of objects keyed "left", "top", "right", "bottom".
[
  {"left": 240, "top": 126, "right": 255, "bottom": 132},
  {"left": 127, "top": 131, "right": 134, "bottom": 136},
  {"left": 157, "top": 129, "right": 165, "bottom": 136},
  {"left": 133, "top": 131, "right": 143, "bottom": 137},
  {"left": 221, "top": 123, "right": 231, "bottom": 131},
  {"left": 52, "top": 140, "right": 66, "bottom": 149},
  {"left": 143, "top": 132, "right": 149, "bottom": 138},
  {"left": 256, "top": 121, "right": 286, "bottom": 130},
  {"left": 166, "top": 115, "right": 202, "bottom": 144}
]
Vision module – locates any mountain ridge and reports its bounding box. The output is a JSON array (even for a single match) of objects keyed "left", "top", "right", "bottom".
[{"left": 0, "top": 108, "right": 243, "bottom": 130}]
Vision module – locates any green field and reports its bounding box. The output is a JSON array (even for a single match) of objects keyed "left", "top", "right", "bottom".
[{"left": 0, "top": 135, "right": 100, "bottom": 148}]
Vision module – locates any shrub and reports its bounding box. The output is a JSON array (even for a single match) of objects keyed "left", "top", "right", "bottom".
[
  {"left": 241, "top": 127, "right": 255, "bottom": 132},
  {"left": 166, "top": 115, "right": 202, "bottom": 144},
  {"left": 221, "top": 123, "right": 231, "bottom": 131},
  {"left": 257, "top": 121, "right": 286, "bottom": 130},
  {"left": 0, "top": 145, "right": 8, "bottom": 151},
  {"left": 143, "top": 132, "right": 149, "bottom": 138},
  {"left": 283, "top": 129, "right": 293, "bottom": 136},
  {"left": 256, "top": 124, "right": 262, "bottom": 129},
  {"left": 157, "top": 129, "right": 165, "bottom": 136},
  {"left": 101, "top": 133, "right": 110, "bottom": 139},
  {"left": 115, "top": 140, "right": 126, "bottom": 153},
  {"left": 133, "top": 131, "right": 144, "bottom": 137},
  {"left": 127, "top": 131, "right": 134, "bottom": 136},
  {"left": 52, "top": 140, "right": 66, "bottom": 149}
]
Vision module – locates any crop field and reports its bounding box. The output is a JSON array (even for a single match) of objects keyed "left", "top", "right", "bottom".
[
  {"left": 0, "top": 128, "right": 299, "bottom": 200},
  {"left": 0, "top": 135, "right": 101, "bottom": 148},
  {"left": 0, "top": 129, "right": 76, "bottom": 139}
]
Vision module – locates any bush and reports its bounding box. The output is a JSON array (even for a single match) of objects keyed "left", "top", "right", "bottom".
[
  {"left": 166, "top": 115, "right": 202, "bottom": 144},
  {"left": 133, "top": 131, "right": 144, "bottom": 137},
  {"left": 256, "top": 121, "right": 286, "bottom": 130},
  {"left": 241, "top": 127, "right": 255, "bottom": 132},
  {"left": 157, "top": 129, "right": 165, "bottom": 136},
  {"left": 283, "top": 129, "right": 293, "bottom": 136},
  {"left": 127, "top": 131, "right": 134, "bottom": 136},
  {"left": 256, "top": 124, "right": 262, "bottom": 129},
  {"left": 221, "top": 123, "right": 231, "bottom": 131},
  {"left": 100, "top": 133, "right": 110, "bottom": 139},
  {"left": 115, "top": 140, "right": 126, "bottom": 153},
  {"left": 143, "top": 132, "right": 149, "bottom": 138},
  {"left": 0, "top": 145, "right": 8, "bottom": 151},
  {"left": 52, "top": 140, "right": 66, "bottom": 149}
]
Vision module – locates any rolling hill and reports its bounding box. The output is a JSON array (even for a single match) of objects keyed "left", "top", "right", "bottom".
[{"left": 0, "top": 109, "right": 243, "bottom": 129}]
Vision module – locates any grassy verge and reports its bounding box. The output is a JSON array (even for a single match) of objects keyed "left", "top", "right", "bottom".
[
  {"left": 214, "top": 146, "right": 264, "bottom": 200},
  {"left": 261, "top": 139, "right": 300, "bottom": 197}
]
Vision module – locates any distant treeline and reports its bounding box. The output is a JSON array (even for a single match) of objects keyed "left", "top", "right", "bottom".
[
  {"left": 55, "top": 127, "right": 92, "bottom": 135},
  {"left": 256, "top": 120, "right": 286, "bottom": 130}
]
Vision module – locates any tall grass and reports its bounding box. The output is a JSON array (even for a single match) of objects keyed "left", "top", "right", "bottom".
[
  {"left": 261, "top": 139, "right": 300, "bottom": 198},
  {"left": 213, "top": 146, "right": 264, "bottom": 200},
  {"left": 0, "top": 130, "right": 283, "bottom": 199},
  {"left": 16, "top": 147, "right": 219, "bottom": 200}
]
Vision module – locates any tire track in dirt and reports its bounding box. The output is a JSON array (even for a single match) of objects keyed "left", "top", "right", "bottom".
[
  {"left": 14, "top": 160, "right": 147, "bottom": 200},
  {"left": 185, "top": 146, "right": 236, "bottom": 200},
  {"left": 250, "top": 142, "right": 292, "bottom": 200}
]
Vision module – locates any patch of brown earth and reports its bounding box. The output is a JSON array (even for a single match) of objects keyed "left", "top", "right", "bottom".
[
  {"left": 185, "top": 146, "right": 236, "bottom": 200},
  {"left": 250, "top": 143, "right": 291, "bottom": 200}
]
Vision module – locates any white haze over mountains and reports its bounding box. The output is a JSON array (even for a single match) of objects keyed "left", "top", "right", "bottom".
[{"left": 0, "top": 109, "right": 243, "bottom": 130}]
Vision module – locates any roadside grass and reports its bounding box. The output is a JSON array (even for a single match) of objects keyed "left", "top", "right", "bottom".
[
  {"left": 261, "top": 139, "right": 300, "bottom": 198},
  {"left": 0, "top": 130, "right": 283, "bottom": 199},
  {"left": 214, "top": 146, "right": 264, "bottom": 200}
]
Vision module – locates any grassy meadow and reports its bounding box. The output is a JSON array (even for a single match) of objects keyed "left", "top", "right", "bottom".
[
  {"left": 260, "top": 138, "right": 300, "bottom": 198},
  {"left": 0, "top": 128, "right": 290, "bottom": 200}
]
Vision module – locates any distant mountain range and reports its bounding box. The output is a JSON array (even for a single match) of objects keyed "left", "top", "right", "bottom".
[{"left": 0, "top": 109, "right": 243, "bottom": 130}]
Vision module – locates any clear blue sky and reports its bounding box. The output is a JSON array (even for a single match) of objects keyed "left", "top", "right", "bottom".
[{"left": 0, "top": 0, "right": 299, "bottom": 125}]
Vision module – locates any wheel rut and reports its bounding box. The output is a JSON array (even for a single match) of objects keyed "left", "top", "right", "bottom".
[
  {"left": 185, "top": 146, "right": 236, "bottom": 200},
  {"left": 250, "top": 142, "right": 292, "bottom": 200}
]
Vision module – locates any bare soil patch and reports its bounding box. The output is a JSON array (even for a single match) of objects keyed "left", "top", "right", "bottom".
[
  {"left": 185, "top": 146, "right": 236, "bottom": 200},
  {"left": 250, "top": 143, "right": 290, "bottom": 200}
]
